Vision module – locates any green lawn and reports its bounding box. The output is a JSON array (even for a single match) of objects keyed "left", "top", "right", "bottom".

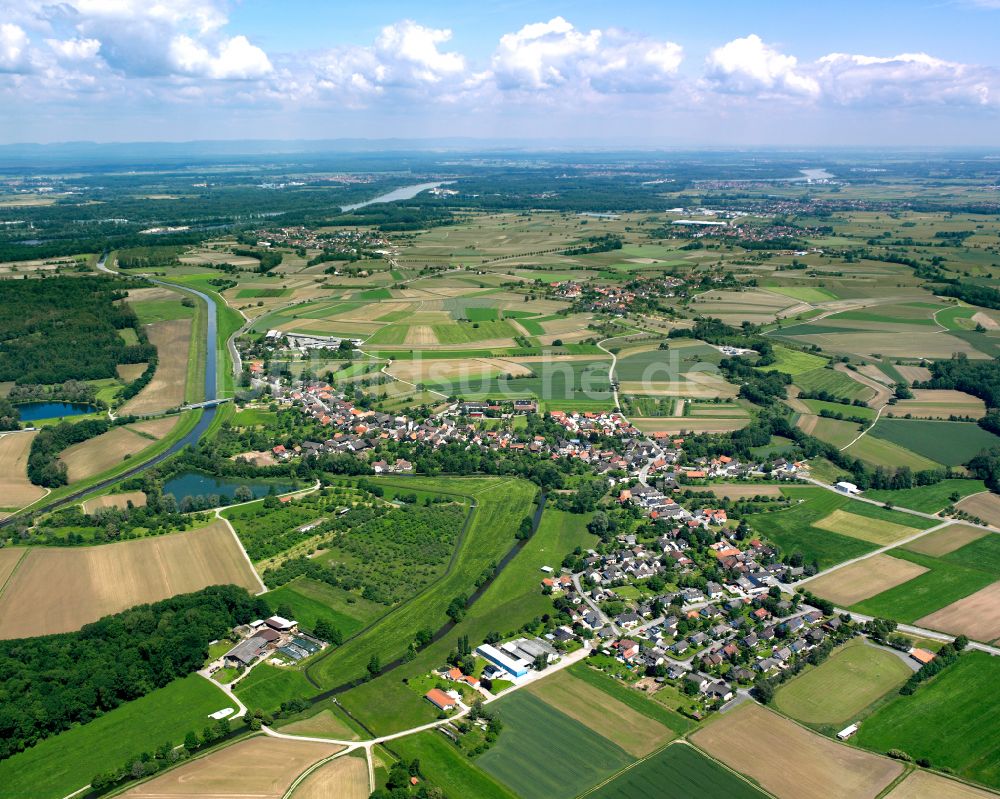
[
  {"left": 233, "top": 663, "right": 315, "bottom": 713},
  {"left": 390, "top": 732, "right": 518, "bottom": 799},
  {"left": 476, "top": 691, "right": 633, "bottom": 799},
  {"left": 589, "top": 743, "right": 767, "bottom": 799},
  {"left": 868, "top": 419, "right": 1000, "bottom": 467},
  {"left": 773, "top": 641, "right": 912, "bottom": 726},
  {"left": 864, "top": 479, "right": 987, "bottom": 513},
  {"left": 856, "top": 652, "right": 1000, "bottom": 790},
  {"left": 851, "top": 549, "right": 996, "bottom": 622},
  {"left": 0, "top": 676, "right": 233, "bottom": 799},
  {"left": 230, "top": 407, "right": 278, "bottom": 427},
  {"left": 263, "top": 578, "right": 381, "bottom": 637}
]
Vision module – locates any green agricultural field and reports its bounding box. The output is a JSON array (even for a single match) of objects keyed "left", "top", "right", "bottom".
[
  {"left": 744, "top": 487, "right": 878, "bottom": 569},
  {"left": 807, "top": 416, "right": 866, "bottom": 449},
  {"left": 0, "top": 676, "right": 233, "bottom": 799},
  {"left": 844, "top": 434, "right": 942, "bottom": 472},
  {"left": 615, "top": 344, "right": 720, "bottom": 382},
  {"left": 851, "top": 549, "right": 996, "bottom": 622},
  {"left": 757, "top": 346, "right": 828, "bottom": 375},
  {"left": 856, "top": 651, "right": 1000, "bottom": 791},
  {"left": 864, "top": 479, "right": 987, "bottom": 513},
  {"left": 391, "top": 732, "right": 518, "bottom": 799},
  {"left": 233, "top": 662, "right": 315, "bottom": 711},
  {"left": 802, "top": 399, "right": 875, "bottom": 421},
  {"left": 868, "top": 419, "right": 1000, "bottom": 467},
  {"left": 130, "top": 297, "right": 195, "bottom": 324},
  {"left": 476, "top": 691, "right": 633, "bottom": 799},
  {"left": 432, "top": 319, "right": 518, "bottom": 344},
  {"left": 366, "top": 324, "right": 409, "bottom": 345},
  {"left": 765, "top": 286, "right": 839, "bottom": 303},
  {"left": 773, "top": 641, "right": 912, "bottom": 726},
  {"left": 588, "top": 743, "right": 767, "bottom": 799},
  {"left": 795, "top": 367, "right": 873, "bottom": 401},
  {"left": 306, "top": 478, "right": 537, "bottom": 695},
  {"left": 262, "top": 578, "right": 382, "bottom": 637},
  {"left": 941, "top": 532, "right": 1000, "bottom": 574}
]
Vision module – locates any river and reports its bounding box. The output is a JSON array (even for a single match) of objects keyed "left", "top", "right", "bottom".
[{"left": 339, "top": 181, "right": 452, "bottom": 212}]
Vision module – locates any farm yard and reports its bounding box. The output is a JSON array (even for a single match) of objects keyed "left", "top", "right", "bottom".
[
  {"left": 0, "top": 521, "right": 261, "bottom": 638},
  {"left": 691, "top": 703, "right": 903, "bottom": 799},
  {"left": 856, "top": 652, "right": 1000, "bottom": 791}
]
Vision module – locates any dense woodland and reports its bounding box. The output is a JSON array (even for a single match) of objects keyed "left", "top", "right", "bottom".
[
  {"left": 0, "top": 276, "right": 153, "bottom": 384},
  {"left": 0, "top": 585, "right": 268, "bottom": 761}
]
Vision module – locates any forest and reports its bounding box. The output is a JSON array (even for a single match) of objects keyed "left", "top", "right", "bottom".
[
  {"left": 0, "top": 584, "right": 268, "bottom": 762},
  {"left": 0, "top": 276, "right": 154, "bottom": 384}
]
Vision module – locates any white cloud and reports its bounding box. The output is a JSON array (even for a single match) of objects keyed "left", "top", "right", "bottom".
[
  {"left": 816, "top": 51, "right": 994, "bottom": 107},
  {"left": 706, "top": 34, "right": 819, "bottom": 97},
  {"left": 0, "top": 23, "right": 29, "bottom": 72},
  {"left": 169, "top": 34, "right": 272, "bottom": 80},
  {"left": 46, "top": 37, "right": 101, "bottom": 61},
  {"left": 490, "top": 17, "right": 683, "bottom": 93}
]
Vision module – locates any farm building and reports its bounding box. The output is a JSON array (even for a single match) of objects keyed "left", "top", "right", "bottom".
[
  {"left": 476, "top": 643, "right": 531, "bottom": 678},
  {"left": 264, "top": 615, "right": 297, "bottom": 632},
  {"left": 835, "top": 481, "right": 860, "bottom": 495},
  {"left": 224, "top": 636, "right": 269, "bottom": 667},
  {"left": 425, "top": 688, "right": 459, "bottom": 711}
]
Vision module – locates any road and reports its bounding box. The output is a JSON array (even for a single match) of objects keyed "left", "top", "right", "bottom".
[{"left": 572, "top": 573, "right": 620, "bottom": 636}]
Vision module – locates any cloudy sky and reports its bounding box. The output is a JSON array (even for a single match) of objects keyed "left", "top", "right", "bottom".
[{"left": 1, "top": 0, "right": 999, "bottom": 146}]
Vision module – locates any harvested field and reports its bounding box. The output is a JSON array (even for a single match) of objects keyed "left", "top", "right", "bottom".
[
  {"left": 0, "top": 432, "right": 47, "bottom": 508},
  {"left": 972, "top": 312, "right": 999, "bottom": 331},
  {"left": 891, "top": 390, "right": 986, "bottom": 420},
  {"left": 292, "top": 754, "right": 368, "bottom": 799},
  {"left": 790, "top": 331, "right": 986, "bottom": 360},
  {"left": 0, "top": 548, "right": 25, "bottom": 592},
  {"left": 884, "top": 770, "right": 998, "bottom": 799},
  {"left": 895, "top": 364, "right": 933, "bottom": 383},
  {"left": 905, "top": 524, "right": 990, "bottom": 556},
  {"left": 631, "top": 417, "right": 748, "bottom": 434},
  {"left": 956, "top": 493, "right": 1000, "bottom": 527},
  {"left": 796, "top": 413, "right": 819, "bottom": 435},
  {"left": 128, "top": 416, "right": 180, "bottom": 439},
  {"left": 916, "top": 580, "right": 1000, "bottom": 643},
  {"left": 403, "top": 325, "right": 439, "bottom": 346},
  {"left": 59, "top": 426, "right": 152, "bottom": 482},
  {"left": 125, "top": 286, "right": 180, "bottom": 302},
  {"left": 120, "top": 320, "right": 192, "bottom": 415},
  {"left": 82, "top": 491, "right": 148, "bottom": 514},
  {"left": 123, "top": 736, "right": 342, "bottom": 799},
  {"left": 117, "top": 363, "right": 148, "bottom": 381},
  {"left": 814, "top": 509, "right": 923, "bottom": 545},
  {"left": 281, "top": 708, "right": 360, "bottom": 740},
  {"left": 806, "top": 554, "right": 928, "bottom": 606},
  {"left": 0, "top": 521, "right": 262, "bottom": 638},
  {"left": 858, "top": 363, "right": 894, "bottom": 385},
  {"left": 527, "top": 669, "right": 673, "bottom": 757},
  {"left": 691, "top": 703, "right": 902, "bottom": 799},
  {"left": 834, "top": 363, "right": 890, "bottom": 406},
  {"left": 705, "top": 484, "right": 782, "bottom": 499}
]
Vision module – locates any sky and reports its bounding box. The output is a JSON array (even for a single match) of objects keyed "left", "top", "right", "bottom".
[{"left": 1, "top": 0, "right": 999, "bottom": 147}]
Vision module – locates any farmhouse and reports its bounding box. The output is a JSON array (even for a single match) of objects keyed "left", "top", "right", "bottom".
[{"left": 425, "top": 688, "right": 459, "bottom": 712}]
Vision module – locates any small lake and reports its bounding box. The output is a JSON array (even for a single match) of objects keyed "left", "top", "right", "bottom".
[
  {"left": 163, "top": 470, "right": 294, "bottom": 502},
  {"left": 340, "top": 181, "right": 453, "bottom": 212},
  {"left": 17, "top": 401, "right": 99, "bottom": 421}
]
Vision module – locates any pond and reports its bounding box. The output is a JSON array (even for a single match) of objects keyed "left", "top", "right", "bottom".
[
  {"left": 17, "top": 401, "right": 100, "bottom": 421},
  {"left": 162, "top": 470, "right": 295, "bottom": 502}
]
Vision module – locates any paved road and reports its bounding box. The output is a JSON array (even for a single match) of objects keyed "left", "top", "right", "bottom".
[{"left": 572, "top": 573, "right": 620, "bottom": 636}]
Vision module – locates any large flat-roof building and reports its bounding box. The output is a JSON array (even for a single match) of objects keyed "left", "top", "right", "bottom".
[{"left": 476, "top": 643, "right": 531, "bottom": 678}]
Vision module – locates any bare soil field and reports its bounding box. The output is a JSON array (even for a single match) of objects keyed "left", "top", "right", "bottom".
[
  {"left": 291, "top": 754, "right": 369, "bottom": 799},
  {"left": 82, "top": 491, "right": 148, "bottom": 514},
  {"left": 123, "top": 736, "right": 342, "bottom": 799},
  {"left": 884, "top": 770, "right": 999, "bottom": 799},
  {"left": 858, "top": 363, "right": 895, "bottom": 385},
  {"left": 971, "top": 312, "right": 1000, "bottom": 331},
  {"left": 125, "top": 287, "right": 181, "bottom": 302},
  {"left": 618, "top": 375, "right": 738, "bottom": 399},
  {"left": 0, "top": 521, "right": 261, "bottom": 638},
  {"left": 904, "top": 524, "right": 990, "bottom": 556},
  {"left": 0, "top": 548, "right": 25, "bottom": 592},
  {"left": 797, "top": 331, "right": 987, "bottom": 360},
  {"left": 796, "top": 413, "right": 820, "bottom": 435},
  {"left": 0, "top": 432, "right": 47, "bottom": 508},
  {"left": 120, "top": 320, "right": 192, "bottom": 415},
  {"left": 691, "top": 703, "right": 902, "bottom": 799},
  {"left": 916, "top": 581, "right": 1000, "bottom": 643},
  {"left": 956, "top": 493, "right": 1000, "bottom": 527},
  {"left": 706, "top": 484, "right": 782, "bottom": 499},
  {"left": 232, "top": 450, "right": 279, "bottom": 467},
  {"left": 805, "top": 554, "right": 928, "bottom": 606},
  {"left": 59, "top": 426, "right": 153, "bottom": 482}
]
